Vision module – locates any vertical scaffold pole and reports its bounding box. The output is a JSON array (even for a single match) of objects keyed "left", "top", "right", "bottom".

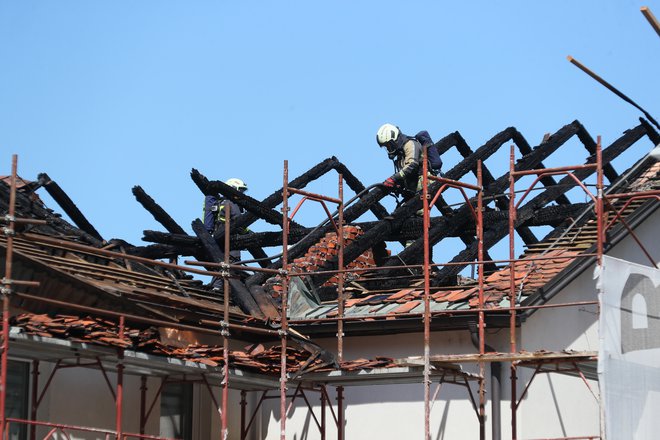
[
  {"left": 221, "top": 204, "right": 231, "bottom": 440},
  {"left": 116, "top": 315, "right": 125, "bottom": 440},
  {"left": 508, "top": 145, "right": 517, "bottom": 354},
  {"left": 596, "top": 135, "right": 605, "bottom": 439},
  {"left": 422, "top": 147, "right": 431, "bottom": 440},
  {"left": 0, "top": 155, "right": 17, "bottom": 440},
  {"left": 477, "top": 161, "right": 486, "bottom": 440},
  {"left": 337, "top": 174, "right": 345, "bottom": 364},
  {"left": 508, "top": 146, "right": 518, "bottom": 440},
  {"left": 140, "top": 376, "right": 147, "bottom": 435},
  {"left": 30, "top": 360, "right": 39, "bottom": 440},
  {"left": 336, "top": 386, "right": 344, "bottom": 440},
  {"left": 320, "top": 386, "right": 327, "bottom": 440},
  {"left": 240, "top": 391, "right": 247, "bottom": 440},
  {"left": 596, "top": 136, "right": 604, "bottom": 266},
  {"left": 281, "top": 161, "right": 290, "bottom": 440}
]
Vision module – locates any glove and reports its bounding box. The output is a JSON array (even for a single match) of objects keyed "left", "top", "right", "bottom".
[{"left": 383, "top": 177, "right": 397, "bottom": 188}]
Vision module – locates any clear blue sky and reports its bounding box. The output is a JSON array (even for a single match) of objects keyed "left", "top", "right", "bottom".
[{"left": 1, "top": 1, "right": 658, "bottom": 252}]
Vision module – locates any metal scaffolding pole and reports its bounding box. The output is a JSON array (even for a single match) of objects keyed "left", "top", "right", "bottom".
[
  {"left": 1, "top": 155, "right": 43, "bottom": 440},
  {"left": 221, "top": 201, "right": 231, "bottom": 440},
  {"left": 140, "top": 376, "right": 147, "bottom": 435},
  {"left": 337, "top": 174, "right": 345, "bottom": 364},
  {"left": 336, "top": 386, "right": 344, "bottom": 440},
  {"left": 423, "top": 153, "right": 486, "bottom": 439},
  {"left": 422, "top": 149, "right": 431, "bottom": 440},
  {"left": 30, "top": 360, "right": 39, "bottom": 440},
  {"left": 116, "top": 316, "right": 125, "bottom": 440},
  {"left": 477, "top": 162, "right": 486, "bottom": 440},
  {"left": 281, "top": 160, "right": 290, "bottom": 440},
  {"left": 0, "top": 155, "right": 16, "bottom": 440}
]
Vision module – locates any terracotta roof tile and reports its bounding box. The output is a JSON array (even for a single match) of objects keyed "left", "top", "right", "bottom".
[{"left": 392, "top": 301, "right": 420, "bottom": 314}]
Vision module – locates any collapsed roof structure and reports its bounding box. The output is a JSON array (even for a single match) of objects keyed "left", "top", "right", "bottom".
[{"left": 1, "top": 117, "right": 659, "bottom": 439}]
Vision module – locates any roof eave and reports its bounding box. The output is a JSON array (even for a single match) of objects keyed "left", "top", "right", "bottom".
[{"left": 520, "top": 196, "right": 659, "bottom": 318}]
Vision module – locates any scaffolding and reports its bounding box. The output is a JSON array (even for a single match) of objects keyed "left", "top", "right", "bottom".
[{"left": 1, "top": 139, "right": 659, "bottom": 440}]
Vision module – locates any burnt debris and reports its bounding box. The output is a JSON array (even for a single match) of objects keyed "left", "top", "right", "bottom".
[{"left": 2, "top": 119, "right": 658, "bottom": 318}]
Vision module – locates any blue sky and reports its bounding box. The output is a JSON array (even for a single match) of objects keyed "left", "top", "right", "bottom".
[{"left": 1, "top": 1, "right": 658, "bottom": 256}]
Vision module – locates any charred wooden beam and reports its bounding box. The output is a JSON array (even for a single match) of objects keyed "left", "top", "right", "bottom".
[
  {"left": 509, "top": 130, "right": 572, "bottom": 205},
  {"left": 573, "top": 125, "right": 619, "bottom": 182},
  {"left": 431, "top": 122, "right": 650, "bottom": 285},
  {"left": 141, "top": 203, "right": 586, "bottom": 252},
  {"left": 391, "top": 120, "right": 593, "bottom": 271},
  {"left": 37, "top": 173, "right": 103, "bottom": 241},
  {"left": 437, "top": 127, "right": 542, "bottom": 245},
  {"left": 333, "top": 160, "right": 390, "bottom": 220},
  {"left": 245, "top": 245, "right": 270, "bottom": 268},
  {"left": 431, "top": 129, "right": 537, "bottom": 260},
  {"left": 132, "top": 185, "right": 187, "bottom": 235},
  {"left": 198, "top": 158, "right": 390, "bottom": 236},
  {"left": 127, "top": 243, "right": 183, "bottom": 259},
  {"left": 639, "top": 117, "right": 660, "bottom": 145},
  {"left": 308, "top": 182, "right": 435, "bottom": 287},
  {"left": 191, "top": 168, "right": 304, "bottom": 231},
  {"left": 0, "top": 180, "right": 103, "bottom": 246},
  {"left": 246, "top": 185, "right": 392, "bottom": 287},
  {"left": 191, "top": 219, "right": 266, "bottom": 318}
]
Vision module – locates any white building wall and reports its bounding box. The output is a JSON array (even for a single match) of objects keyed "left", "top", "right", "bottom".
[
  {"left": 22, "top": 359, "right": 258, "bottom": 440},
  {"left": 30, "top": 364, "right": 159, "bottom": 440},
  {"left": 261, "top": 331, "right": 487, "bottom": 440},
  {"left": 519, "top": 209, "right": 659, "bottom": 439},
  {"left": 15, "top": 211, "right": 658, "bottom": 440}
]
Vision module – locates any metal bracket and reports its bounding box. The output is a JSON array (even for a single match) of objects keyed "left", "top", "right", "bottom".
[
  {"left": 278, "top": 269, "right": 288, "bottom": 276},
  {"left": 3, "top": 227, "right": 15, "bottom": 236},
  {"left": 278, "top": 329, "right": 287, "bottom": 337},
  {"left": 219, "top": 320, "right": 230, "bottom": 337},
  {"left": 2, "top": 214, "right": 15, "bottom": 223}
]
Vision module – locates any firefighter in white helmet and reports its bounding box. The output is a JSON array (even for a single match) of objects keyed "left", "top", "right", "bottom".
[
  {"left": 376, "top": 123, "right": 423, "bottom": 198},
  {"left": 203, "top": 177, "right": 249, "bottom": 261}
]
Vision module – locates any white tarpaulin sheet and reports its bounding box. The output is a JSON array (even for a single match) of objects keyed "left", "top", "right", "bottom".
[{"left": 598, "top": 256, "right": 660, "bottom": 439}]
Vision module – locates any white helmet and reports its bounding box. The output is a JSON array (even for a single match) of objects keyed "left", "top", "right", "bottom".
[
  {"left": 376, "top": 123, "right": 400, "bottom": 147},
  {"left": 225, "top": 178, "right": 248, "bottom": 192}
]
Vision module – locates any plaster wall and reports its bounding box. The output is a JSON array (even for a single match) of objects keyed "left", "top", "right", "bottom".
[
  {"left": 260, "top": 330, "right": 489, "bottom": 440},
  {"left": 18, "top": 360, "right": 259, "bottom": 440},
  {"left": 518, "top": 209, "right": 659, "bottom": 439}
]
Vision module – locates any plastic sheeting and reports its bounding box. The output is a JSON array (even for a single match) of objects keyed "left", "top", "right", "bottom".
[{"left": 598, "top": 256, "right": 660, "bottom": 439}]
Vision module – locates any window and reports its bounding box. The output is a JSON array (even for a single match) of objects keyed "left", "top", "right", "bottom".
[
  {"left": 160, "top": 382, "right": 193, "bottom": 440},
  {"left": 631, "top": 293, "right": 649, "bottom": 329},
  {"left": 6, "top": 360, "right": 29, "bottom": 440}
]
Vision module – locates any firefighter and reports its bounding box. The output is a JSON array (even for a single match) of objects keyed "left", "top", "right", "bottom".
[
  {"left": 203, "top": 177, "right": 248, "bottom": 262},
  {"left": 376, "top": 123, "right": 423, "bottom": 199}
]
